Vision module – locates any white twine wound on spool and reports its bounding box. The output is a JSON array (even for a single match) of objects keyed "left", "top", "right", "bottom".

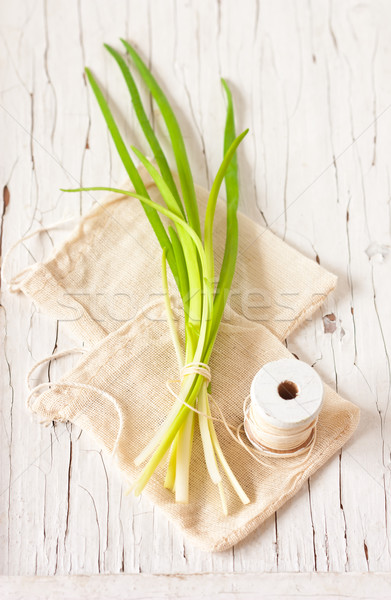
[{"left": 244, "top": 358, "right": 323, "bottom": 458}]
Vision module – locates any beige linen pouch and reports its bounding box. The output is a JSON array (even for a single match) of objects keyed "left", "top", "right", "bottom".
[
  {"left": 12, "top": 167, "right": 337, "bottom": 346},
  {"left": 9, "top": 169, "right": 360, "bottom": 551},
  {"left": 28, "top": 300, "right": 359, "bottom": 552}
]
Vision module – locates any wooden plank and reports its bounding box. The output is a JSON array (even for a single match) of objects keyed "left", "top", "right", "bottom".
[{"left": 1, "top": 573, "right": 391, "bottom": 600}]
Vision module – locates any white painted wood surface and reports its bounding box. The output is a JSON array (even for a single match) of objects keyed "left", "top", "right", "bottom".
[
  {"left": 2, "top": 573, "right": 391, "bottom": 600},
  {"left": 1, "top": 0, "right": 391, "bottom": 586}
]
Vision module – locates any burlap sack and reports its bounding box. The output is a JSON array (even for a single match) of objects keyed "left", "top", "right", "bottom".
[
  {"left": 10, "top": 169, "right": 359, "bottom": 551},
  {"left": 28, "top": 299, "right": 359, "bottom": 552},
  {"left": 13, "top": 167, "right": 337, "bottom": 346}
]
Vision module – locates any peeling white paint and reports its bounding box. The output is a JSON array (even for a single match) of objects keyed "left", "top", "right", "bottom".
[
  {"left": 365, "top": 242, "right": 390, "bottom": 263},
  {"left": 1, "top": 0, "right": 390, "bottom": 579}
]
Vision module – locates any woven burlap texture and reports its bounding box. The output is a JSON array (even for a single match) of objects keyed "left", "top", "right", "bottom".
[
  {"left": 14, "top": 169, "right": 360, "bottom": 551},
  {"left": 17, "top": 167, "right": 337, "bottom": 346},
  {"left": 30, "top": 299, "right": 359, "bottom": 552}
]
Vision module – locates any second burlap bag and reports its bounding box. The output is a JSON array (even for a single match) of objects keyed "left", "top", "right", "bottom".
[
  {"left": 12, "top": 167, "right": 336, "bottom": 345},
  {"left": 10, "top": 168, "right": 360, "bottom": 551}
]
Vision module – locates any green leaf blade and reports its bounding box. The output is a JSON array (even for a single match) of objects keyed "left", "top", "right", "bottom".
[
  {"left": 204, "top": 128, "right": 248, "bottom": 282},
  {"left": 84, "top": 67, "right": 179, "bottom": 285},
  {"left": 104, "top": 44, "right": 185, "bottom": 218},
  {"left": 121, "top": 40, "right": 201, "bottom": 238},
  {"left": 205, "top": 80, "right": 245, "bottom": 358}
]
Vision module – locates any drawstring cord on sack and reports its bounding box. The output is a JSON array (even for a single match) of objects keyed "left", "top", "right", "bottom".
[
  {"left": 26, "top": 347, "right": 88, "bottom": 390},
  {"left": 3, "top": 216, "right": 125, "bottom": 458},
  {"left": 2, "top": 182, "right": 157, "bottom": 293},
  {"left": 1, "top": 217, "right": 77, "bottom": 292},
  {"left": 27, "top": 348, "right": 124, "bottom": 457}
]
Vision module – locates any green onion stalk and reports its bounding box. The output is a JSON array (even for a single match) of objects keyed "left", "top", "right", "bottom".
[{"left": 63, "top": 41, "right": 250, "bottom": 513}]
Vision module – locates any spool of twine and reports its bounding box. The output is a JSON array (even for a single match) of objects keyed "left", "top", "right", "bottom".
[{"left": 244, "top": 358, "right": 323, "bottom": 458}]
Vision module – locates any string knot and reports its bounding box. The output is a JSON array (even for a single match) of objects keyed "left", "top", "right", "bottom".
[{"left": 180, "top": 361, "right": 211, "bottom": 384}]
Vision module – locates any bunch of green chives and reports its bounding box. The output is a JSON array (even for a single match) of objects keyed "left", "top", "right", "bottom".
[{"left": 64, "top": 41, "right": 250, "bottom": 513}]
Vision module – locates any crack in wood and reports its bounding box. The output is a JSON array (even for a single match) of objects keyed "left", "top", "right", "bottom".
[{"left": 1, "top": 0, "right": 391, "bottom": 577}]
